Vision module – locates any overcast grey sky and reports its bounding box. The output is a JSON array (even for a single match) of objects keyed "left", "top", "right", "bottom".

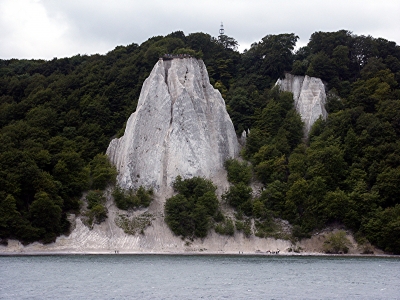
[{"left": 1, "top": 0, "right": 399, "bottom": 59}]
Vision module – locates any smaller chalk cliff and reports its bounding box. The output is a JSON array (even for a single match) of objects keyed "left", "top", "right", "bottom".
[
  {"left": 107, "top": 58, "right": 239, "bottom": 191},
  {"left": 276, "top": 73, "right": 328, "bottom": 136}
]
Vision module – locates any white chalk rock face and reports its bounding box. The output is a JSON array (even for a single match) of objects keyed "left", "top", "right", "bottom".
[
  {"left": 107, "top": 58, "right": 239, "bottom": 191},
  {"left": 276, "top": 73, "right": 328, "bottom": 136}
]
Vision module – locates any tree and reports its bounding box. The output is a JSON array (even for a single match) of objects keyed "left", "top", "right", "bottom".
[
  {"left": 89, "top": 154, "right": 117, "bottom": 190},
  {"left": 307, "top": 144, "right": 347, "bottom": 189},
  {"left": 332, "top": 45, "right": 350, "bottom": 80},
  {"left": 257, "top": 34, "right": 299, "bottom": 79},
  {"left": 224, "top": 158, "right": 252, "bottom": 185},
  {"left": 240, "top": 33, "right": 298, "bottom": 89},
  {"left": 282, "top": 109, "right": 304, "bottom": 150},
  {"left": 306, "top": 51, "right": 337, "bottom": 81},
  {"left": 244, "top": 128, "right": 268, "bottom": 158},
  {"left": 255, "top": 155, "right": 287, "bottom": 184},
  {"left": 252, "top": 200, "right": 267, "bottom": 219},
  {"left": 361, "top": 205, "right": 400, "bottom": 254},
  {"left": 165, "top": 194, "right": 194, "bottom": 238},
  {"left": 259, "top": 180, "right": 287, "bottom": 214},
  {"left": 351, "top": 35, "right": 378, "bottom": 69},
  {"left": 360, "top": 58, "right": 387, "bottom": 80},
  {"left": 227, "top": 87, "right": 255, "bottom": 132},
  {"left": 197, "top": 191, "right": 219, "bottom": 216},
  {"left": 192, "top": 204, "right": 209, "bottom": 238},
  {"left": 165, "top": 176, "right": 219, "bottom": 239},
  {"left": 288, "top": 144, "right": 308, "bottom": 179},
  {"left": 223, "top": 182, "right": 252, "bottom": 213},
  {"left": 0, "top": 194, "right": 24, "bottom": 238},
  {"left": 308, "top": 30, "right": 352, "bottom": 57},
  {"left": 322, "top": 189, "right": 349, "bottom": 223},
  {"left": 256, "top": 100, "right": 285, "bottom": 136},
  {"left": 53, "top": 151, "right": 90, "bottom": 199},
  {"left": 29, "top": 191, "right": 63, "bottom": 242},
  {"left": 284, "top": 178, "right": 308, "bottom": 222},
  {"left": 373, "top": 167, "right": 400, "bottom": 207},
  {"left": 217, "top": 35, "right": 239, "bottom": 51}
]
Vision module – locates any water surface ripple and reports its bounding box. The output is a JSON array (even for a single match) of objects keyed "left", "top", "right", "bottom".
[{"left": 1, "top": 255, "right": 399, "bottom": 299}]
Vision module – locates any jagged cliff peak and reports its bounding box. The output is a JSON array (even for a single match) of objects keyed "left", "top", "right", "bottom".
[
  {"left": 107, "top": 58, "right": 239, "bottom": 191},
  {"left": 276, "top": 73, "right": 328, "bottom": 136}
]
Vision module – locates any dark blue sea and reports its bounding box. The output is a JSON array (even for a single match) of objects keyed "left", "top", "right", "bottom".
[{"left": 1, "top": 255, "right": 399, "bottom": 299}]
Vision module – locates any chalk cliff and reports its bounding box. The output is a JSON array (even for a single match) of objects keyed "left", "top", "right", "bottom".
[
  {"left": 276, "top": 73, "right": 328, "bottom": 136},
  {"left": 106, "top": 58, "right": 239, "bottom": 191}
]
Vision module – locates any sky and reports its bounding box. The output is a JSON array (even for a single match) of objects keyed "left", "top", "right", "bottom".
[{"left": 0, "top": 0, "right": 399, "bottom": 60}]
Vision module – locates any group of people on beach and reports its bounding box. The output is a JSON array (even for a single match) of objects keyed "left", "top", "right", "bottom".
[{"left": 239, "top": 249, "right": 280, "bottom": 254}]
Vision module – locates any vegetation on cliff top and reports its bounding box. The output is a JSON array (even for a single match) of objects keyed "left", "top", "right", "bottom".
[{"left": 0, "top": 30, "right": 399, "bottom": 253}]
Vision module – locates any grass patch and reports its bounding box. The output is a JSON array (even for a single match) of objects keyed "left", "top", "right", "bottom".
[
  {"left": 215, "top": 218, "right": 235, "bottom": 236},
  {"left": 235, "top": 219, "right": 252, "bottom": 237},
  {"left": 115, "top": 212, "right": 155, "bottom": 235},
  {"left": 255, "top": 218, "right": 291, "bottom": 240}
]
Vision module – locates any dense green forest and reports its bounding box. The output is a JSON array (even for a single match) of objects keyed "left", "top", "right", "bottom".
[{"left": 0, "top": 30, "right": 399, "bottom": 253}]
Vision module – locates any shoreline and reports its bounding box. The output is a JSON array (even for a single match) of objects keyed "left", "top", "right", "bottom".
[
  {"left": 1, "top": 216, "right": 394, "bottom": 258},
  {"left": 1, "top": 250, "right": 398, "bottom": 258}
]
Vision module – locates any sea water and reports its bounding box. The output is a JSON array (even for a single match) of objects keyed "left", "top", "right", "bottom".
[{"left": 1, "top": 255, "right": 399, "bottom": 299}]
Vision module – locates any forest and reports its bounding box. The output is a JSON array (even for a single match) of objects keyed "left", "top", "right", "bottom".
[{"left": 0, "top": 30, "right": 399, "bottom": 253}]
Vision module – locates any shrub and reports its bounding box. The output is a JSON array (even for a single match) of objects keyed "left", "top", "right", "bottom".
[
  {"left": 86, "top": 190, "right": 106, "bottom": 209},
  {"left": 254, "top": 218, "right": 291, "bottom": 240},
  {"left": 254, "top": 218, "right": 276, "bottom": 238},
  {"left": 84, "top": 190, "right": 108, "bottom": 227},
  {"left": 215, "top": 218, "right": 235, "bottom": 236},
  {"left": 112, "top": 185, "right": 153, "bottom": 210},
  {"left": 89, "top": 154, "right": 117, "bottom": 190},
  {"left": 90, "top": 204, "right": 108, "bottom": 224},
  {"left": 252, "top": 200, "right": 267, "bottom": 219},
  {"left": 214, "top": 210, "right": 224, "bottom": 223},
  {"left": 235, "top": 219, "right": 252, "bottom": 237},
  {"left": 137, "top": 186, "right": 153, "bottom": 207},
  {"left": 323, "top": 230, "right": 351, "bottom": 254},
  {"left": 173, "top": 176, "right": 216, "bottom": 199}
]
